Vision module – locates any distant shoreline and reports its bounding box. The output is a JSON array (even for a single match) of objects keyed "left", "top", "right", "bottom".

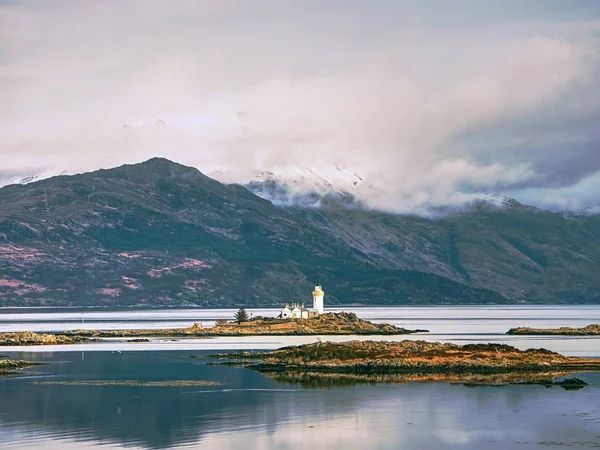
[{"left": 2, "top": 304, "right": 600, "bottom": 312}]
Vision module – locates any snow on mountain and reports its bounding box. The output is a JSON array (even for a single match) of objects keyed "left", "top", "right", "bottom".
[
  {"left": 252, "top": 165, "right": 366, "bottom": 195},
  {"left": 209, "top": 164, "right": 520, "bottom": 213},
  {"left": 1, "top": 169, "right": 70, "bottom": 188},
  {"left": 210, "top": 164, "right": 374, "bottom": 207}
]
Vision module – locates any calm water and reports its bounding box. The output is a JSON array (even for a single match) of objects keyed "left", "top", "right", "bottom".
[
  {"left": 1, "top": 305, "right": 599, "bottom": 355},
  {"left": 0, "top": 306, "right": 599, "bottom": 449}
]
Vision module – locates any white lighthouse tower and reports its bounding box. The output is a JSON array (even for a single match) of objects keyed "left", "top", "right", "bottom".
[{"left": 312, "top": 283, "right": 324, "bottom": 315}]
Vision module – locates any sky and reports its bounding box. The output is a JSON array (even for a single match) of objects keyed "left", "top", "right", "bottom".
[{"left": 2, "top": 0, "right": 600, "bottom": 213}]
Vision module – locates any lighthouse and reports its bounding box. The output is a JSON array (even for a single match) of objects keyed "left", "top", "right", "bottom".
[{"left": 312, "top": 283, "right": 324, "bottom": 315}]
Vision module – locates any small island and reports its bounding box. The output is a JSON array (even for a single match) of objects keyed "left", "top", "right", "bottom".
[
  {"left": 1, "top": 284, "right": 426, "bottom": 346},
  {"left": 211, "top": 340, "right": 600, "bottom": 381},
  {"left": 507, "top": 324, "right": 600, "bottom": 336},
  {"left": 0, "top": 312, "right": 426, "bottom": 346},
  {"left": 0, "top": 358, "right": 41, "bottom": 376},
  {"left": 63, "top": 312, "right": 424, "bottom": 338},
  {"left": 0, "top": 331, "right": 92, "bottom": 346}
]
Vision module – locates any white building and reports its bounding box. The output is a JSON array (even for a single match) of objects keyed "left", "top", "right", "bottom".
[
  {"left": 280, "top": 303, "right": 310, "bottom": 319},
  {"left": 279, "top": 284, "right": 325, "bottom": 319},
  {"left": 280, "top": 304, "right": 293, "bottom": 319},
  {"left": 312, "top": 283, "right": 324, "bottom": 315}
]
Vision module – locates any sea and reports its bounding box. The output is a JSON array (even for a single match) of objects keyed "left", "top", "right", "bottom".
[{"left": 0, "top": 305, "right": 599, "bottom": 450}]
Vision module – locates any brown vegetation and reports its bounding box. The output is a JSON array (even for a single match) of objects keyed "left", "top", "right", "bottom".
[
  {"left": 507, "top": 324, "right": 600, "bottom": 336},
  {"left": 1, "top": 313, "right": 422, "bottom": 346},
  {"left": 53, "top": 312, "right": 425, "bottom": 341},
  {"left": 213, "top": 340, "right": 600, "bottom": 375},
  {"left": 0, "top": 331, "right": 91, "bottom": 346}
]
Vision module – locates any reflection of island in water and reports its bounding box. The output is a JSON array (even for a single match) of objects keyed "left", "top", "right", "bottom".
[
  {"left": 0, "top": 350, "right": 599, "bottom": 450},
  {"left": 261, "top": 370, "right": 589, "bottom": 390}
]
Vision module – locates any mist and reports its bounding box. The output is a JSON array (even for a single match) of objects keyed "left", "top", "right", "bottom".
[{"left": 2, "top": 1, "right": 600, "bottom": 213}]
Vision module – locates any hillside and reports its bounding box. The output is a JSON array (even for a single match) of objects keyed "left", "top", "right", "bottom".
[{"left": 1, "top": 158, "right": 599, "bottom": 306}]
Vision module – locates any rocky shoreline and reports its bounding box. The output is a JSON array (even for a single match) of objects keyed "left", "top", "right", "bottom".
[
  {"left": 212, "top": 340, "right": 600, "bottom": 377},
  {"left": 1, "top": 313, "right": 426, "bottom": 346},
  {"left": 507, "top": 324, "right": 600, "bottom": 336}
]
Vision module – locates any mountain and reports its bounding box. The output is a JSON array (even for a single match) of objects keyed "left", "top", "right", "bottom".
[{"left": 1, "top": 158, "right": 599, "bottom": 307}]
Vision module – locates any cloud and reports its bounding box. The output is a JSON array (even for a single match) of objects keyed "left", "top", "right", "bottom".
[{"left": 1, "top": 1, "right": 600, "bottom": 213}]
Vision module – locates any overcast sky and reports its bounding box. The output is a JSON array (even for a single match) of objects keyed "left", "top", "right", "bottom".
[{"left": 2, "top": 0, "right": 600, "bottom": 213}]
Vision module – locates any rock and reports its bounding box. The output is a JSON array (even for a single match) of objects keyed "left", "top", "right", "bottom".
[{"left": 514, "top": 377, "right": 588, "bottom": 391}]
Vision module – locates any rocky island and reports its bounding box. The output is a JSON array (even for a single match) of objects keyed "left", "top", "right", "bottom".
[
  {"left": 65, "top": 312, "right": 423, "bottom": 337},
  {"left": 0, "top": 331, "right": 92, "bottom": 346},
  {"left": 0, "top": 358, "right": 41, "bottom": 376},
  {"left": 507, "top": 324, "right": 600, "bottom": 336},
  {"left": 212, "top": 340, "right": 600, "bottom": 383},
  {"left": 203, "top": 312, "right": 425, "bottom": 336},
  {"left": 1, "top": 313, "right": 426, "bottom": 346}
]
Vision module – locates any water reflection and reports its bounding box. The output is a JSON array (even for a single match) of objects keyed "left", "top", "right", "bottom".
[
  {"left": 0, "top": 351, "right": 599, "bottom": 449},
  {"left": 260, "top": 370, "right": 590, "bottom": 390}
]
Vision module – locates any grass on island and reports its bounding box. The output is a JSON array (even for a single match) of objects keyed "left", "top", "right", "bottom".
[
  {"left": 1, "top": 313, "right": 427, "bottom": 346},
  {"left": 507, "top": 324, "right": 600, "bottom": 336},
  {"left": 0, "top": 331, "right": 92, "bottom": 346},
  {"left": 212, "top": 340, "right": 600, "bottom": 378}
]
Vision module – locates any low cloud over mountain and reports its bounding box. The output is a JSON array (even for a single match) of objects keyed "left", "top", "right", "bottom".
[{"left": 2, "top": 1, "right": 600, "bottom": 213}]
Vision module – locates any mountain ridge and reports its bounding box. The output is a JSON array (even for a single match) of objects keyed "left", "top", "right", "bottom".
[{"left": 1, "top": 158, "right": 599, "bottom": 307}]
